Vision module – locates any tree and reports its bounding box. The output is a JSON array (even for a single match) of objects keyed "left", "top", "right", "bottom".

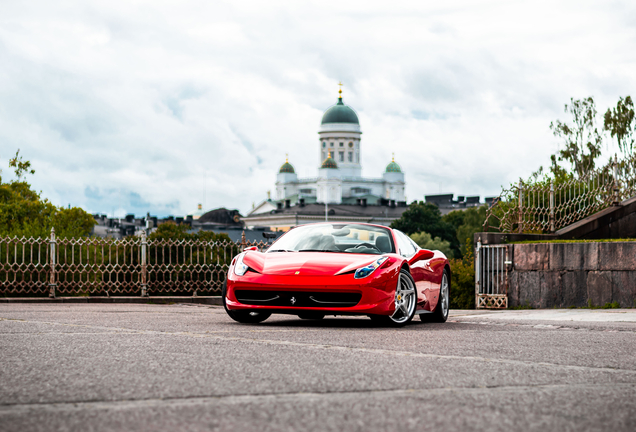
[
  {"left": 455, "top": 205, "right": 489, "bottom": 257},
  {"left": 604, "top": 96, "right": 635, "bottom": 156},
  {"left": 390, "top": 201, "right": 457, "bottom": 252},
  {"left": 441, "top": 210, "right": 465, "bottom": 234},
  {"left": 8, "top": 150, "right": 35, "bottom": 181},
  {"left": 550, "top": 97, "right": 603, "bottom": 178},
  {"left": 410, "top": 231, "right": 454, "bottom": 258},
  {"left": 0, "top": 150, "right": 95, "bottom": 238}
]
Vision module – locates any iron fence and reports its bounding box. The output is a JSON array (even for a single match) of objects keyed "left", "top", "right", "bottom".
[
  {"left": 484, "top": 155, "right": 636, "bottom": 234},
  {"left": 0, "top": 229, "right": 271, "bottom": 297},
  {"left": 474, "top": 242, "right": 508, "bottom": 309}
]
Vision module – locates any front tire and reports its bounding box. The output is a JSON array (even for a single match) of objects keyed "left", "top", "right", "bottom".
[
  {"left": 222, "top": 281, "right": 271, "bottom": 324},
  {"left": 370, "top": 269, "right": 417, "bottom": 327}
]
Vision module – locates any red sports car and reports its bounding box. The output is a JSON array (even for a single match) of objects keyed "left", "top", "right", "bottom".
[{"left": 223, "top": 222, "right": 450, "bottom": 326}]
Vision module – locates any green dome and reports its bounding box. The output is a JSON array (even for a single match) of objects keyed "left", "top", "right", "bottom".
[
  {"left": 279, "top": 161, "right": 295, "bottom": 174},
  {"left": 385, "top": 159, "right": 402, "bottom": 173},
  {"left": 321, "top": 97, "right": 359, "bottom": 125},
  {"left": 321, "top": 156, "right": 338, "bottom": 169}
]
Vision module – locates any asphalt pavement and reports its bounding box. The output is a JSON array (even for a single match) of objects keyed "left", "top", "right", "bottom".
[{"left": 1, "top": 304, "right": 635, "bottom": 432}]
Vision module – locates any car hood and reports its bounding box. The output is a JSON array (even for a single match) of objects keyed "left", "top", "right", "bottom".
[{"left": 242, "top": 251, "right": 384, "bottom": 276}]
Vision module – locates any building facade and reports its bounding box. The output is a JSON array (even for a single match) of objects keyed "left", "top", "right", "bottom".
[{"left": 273, "top": 88, "right": 406, "bottom": 206}]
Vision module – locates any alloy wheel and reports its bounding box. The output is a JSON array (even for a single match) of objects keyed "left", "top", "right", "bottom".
[{"left": 390, "top": 272, "right": 417, "bottom": 324}]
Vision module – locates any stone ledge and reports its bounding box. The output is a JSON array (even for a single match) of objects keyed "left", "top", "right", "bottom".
[{"left": 0, "top": 296, "right": 223, "bottom": 305}]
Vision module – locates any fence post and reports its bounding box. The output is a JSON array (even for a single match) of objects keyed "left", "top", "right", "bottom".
[
  {"left": 240, "top": 230, "right": 247, "bottom": 251},
  {"left": 517, "top": 180, "right": 523, "bottom": 234},
  {"left": 613, "top": 154, "right": 620, "bottom": 206},
  {"left": 140, "top": 231, "right": 148, "bottom": 297},
  {"left": 48, "top": 228, "right": 56, "bottom": 298},
  {"left": 474, "top": 237, "right": 481, "bottom": 309},
  {"left": 549, "top": 180, "right": 555, "bottom": 233}
]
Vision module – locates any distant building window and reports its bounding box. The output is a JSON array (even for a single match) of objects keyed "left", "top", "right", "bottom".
[
  {"left": 348, "top": 152, "right": 353, "bottom": 162},
  {"left": 340, "top": 142, "right": 344, "bottom": 147},
  {"left": 339, "top": 151, "right": 344, "bottom": 162},
  {"left": 322, "top": 151, "right": 326, "bottom": 160},
  {"left": 356, "top": 152, "right": 359, "bottom": 163},
  {"left": 329, "top": 151, "right": 334, "bottom": 158},
  {"left": 349, "top": 142, "right": 353, "bottom": 148},
  {"left": 330, "top": 142, "right": 334, "bottom": 147},
  {"left": 322, "top": 142, "right": 326, "bottom": 148}
]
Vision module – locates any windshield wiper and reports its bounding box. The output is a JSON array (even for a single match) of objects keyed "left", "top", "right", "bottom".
[
  {"left": 268, "top": 249, "right": 296, "bottom": 253},
  {"left": 298, "top": 249, "right": 339, "bottom": 253}
]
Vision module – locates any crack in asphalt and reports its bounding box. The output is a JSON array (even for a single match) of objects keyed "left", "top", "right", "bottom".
[
  {"left": 1, "top": 383, "right": 634, "bottom": 413},
  {"left": 2, "top": 317, "right": 636, "bottom": 375}
]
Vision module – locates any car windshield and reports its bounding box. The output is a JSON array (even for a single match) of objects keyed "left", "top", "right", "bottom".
[{"left": 267, "top": 224, "right": 395, "bottom": 254}]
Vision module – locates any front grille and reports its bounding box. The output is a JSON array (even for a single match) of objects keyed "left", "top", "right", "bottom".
[{"left": 235, "top": 290, "right": 361, "bottom": 308}]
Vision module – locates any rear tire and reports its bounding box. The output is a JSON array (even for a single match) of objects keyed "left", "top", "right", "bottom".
[
  {"left": 424, "top": 269, "right": 450, "bottom": 323},
  {"left": 222, "top": 281, "right": 271, "bottom": 324}
]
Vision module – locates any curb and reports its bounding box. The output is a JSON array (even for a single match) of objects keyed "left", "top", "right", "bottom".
[{"left": 0, "top": 296, "right": 223, "bottom": 306}]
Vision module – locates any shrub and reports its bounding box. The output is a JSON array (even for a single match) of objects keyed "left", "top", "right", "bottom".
[
  {"left": 449, "top": 240, "right": 475, "bottom": 309},
  {"left": 410, "top": 231, "right": 454, "bottom": 258}
]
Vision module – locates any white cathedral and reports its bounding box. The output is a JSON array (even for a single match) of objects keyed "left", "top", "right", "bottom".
[{"left": 271, "top": 87, "right": 405, "bottom": 207}]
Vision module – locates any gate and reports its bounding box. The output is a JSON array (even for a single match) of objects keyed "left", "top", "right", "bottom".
[{"left": 475, "top": 242, "right": 508, "bottom": 309}]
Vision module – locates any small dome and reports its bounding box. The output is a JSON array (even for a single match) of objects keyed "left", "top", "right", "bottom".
[
  {"left": 321, "top": 97, "right": 359, "bottom": 125},
  {"left": 321, "top": 156, "right": 338, "bottom": 169},
  {"left": 279, "top": 162, "right": 295, "bottom": 174},
  {"left": 385, "top": 157, "right": 402, "bottom": 173}
]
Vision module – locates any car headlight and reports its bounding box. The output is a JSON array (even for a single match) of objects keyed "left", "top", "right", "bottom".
[
  {"left": 233, "top": 253, "right": 249, "bottom": 276},
  {"left": 354, "top": 257, "right": 388, "bottom": 279}
]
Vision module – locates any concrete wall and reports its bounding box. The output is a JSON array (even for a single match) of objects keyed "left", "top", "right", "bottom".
[{"left": 508, "top": 242, "right": 636, "bottom": 308}]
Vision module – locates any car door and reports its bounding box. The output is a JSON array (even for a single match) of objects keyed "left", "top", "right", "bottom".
[{"left": 393, "top": 230, "right": 427, "bottom": 309}]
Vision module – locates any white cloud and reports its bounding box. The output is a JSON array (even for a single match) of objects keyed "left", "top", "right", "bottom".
[{"left": 0, "top": 0, "right": 634, "bottom": 216}]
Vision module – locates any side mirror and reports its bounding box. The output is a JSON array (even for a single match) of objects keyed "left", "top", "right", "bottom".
[
  {"left": 244, "top": 246, "right": 258, "bottom": 252},
  {"left": 409, "top": 249, "right": 434, "bottom": 264}
]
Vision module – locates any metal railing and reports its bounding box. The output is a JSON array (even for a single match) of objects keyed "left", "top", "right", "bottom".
[
  {"left": 474, "top": 242, "right": 508, "bottom": 309},
  {"left": 484, "top": 155, "right": 636, "bottom": 234},
  {"left": 0, "top": 230, "right": 271, "bottom": 298}
]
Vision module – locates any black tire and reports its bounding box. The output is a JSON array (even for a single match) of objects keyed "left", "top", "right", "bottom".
[
  {"left": 369, "top": 269, "right": 417, "bottom": 327},
  {"left": 297, "top": 312, "right": 325, "bottom": 320},
  {"left": 222, "top": 281, "right": 271, "bottom": 324},
  {"left": 423, "top": 268, "right": 450, "bottom": 323}
]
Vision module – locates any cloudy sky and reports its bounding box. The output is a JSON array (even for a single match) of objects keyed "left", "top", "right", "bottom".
[{"left": 1, "top": 0, "right": 635, "bottom": 217}]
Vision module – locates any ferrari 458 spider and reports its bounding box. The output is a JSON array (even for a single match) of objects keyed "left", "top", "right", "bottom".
[{"left": 223, "top": 222, "right": 450, "bottom": 326}]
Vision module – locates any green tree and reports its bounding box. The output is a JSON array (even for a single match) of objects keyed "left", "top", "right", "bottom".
[
  {"left": 604, "top": 95, "right": 635, "bottom": 156},
  {"left": 0, "top": 150, "right": 95, "bottom": 238},
  {"left": 149, "top": 222, "right": 234, "bottom": 243},
  {"left": 550, "top": 97, "right": 603, "bottom": 178},
  {"left": 390, "top": 201, "right": 457, "bottom": 252},
  {"left": 455, "top": 205, "right": 489, "bottom": 256},
  {"left": 441, "top": 210, "right": 465, "bottom": 234},
  {"left": 409, "top": 231, "right": 454, "bottom": 258}
]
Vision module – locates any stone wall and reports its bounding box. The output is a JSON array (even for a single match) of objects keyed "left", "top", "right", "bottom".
[{"left": 508, "top": 242, "right": 636, "bottom": 308}]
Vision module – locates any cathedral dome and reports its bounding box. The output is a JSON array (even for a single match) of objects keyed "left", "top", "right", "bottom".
[
  {"left": 321, "top": 97, "right": 359, "bottom": 125},
  {"left": 279, "top": 156, "right": 295, "bottom": 173},
  {"left": 385, "top": 157, "right": 402, "bottom": 173},
  {"left": 321, "top": 156, "right": 338, "bottom": 169},
  {"left": 279, "top": 162, "right": 295, "bottom": 174}
]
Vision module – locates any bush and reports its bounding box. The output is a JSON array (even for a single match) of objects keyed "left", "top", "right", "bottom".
[
  {"left": 410, "top": 231, "right": 454, "bottom": 258},
  {"left": 449, "top": 240, "right": 475, "bottom": 309}
]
